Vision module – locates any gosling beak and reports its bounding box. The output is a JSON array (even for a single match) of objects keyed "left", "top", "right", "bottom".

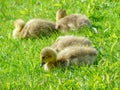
[{"left": 40, "top": 61, "right": 45, "bottom": 67}]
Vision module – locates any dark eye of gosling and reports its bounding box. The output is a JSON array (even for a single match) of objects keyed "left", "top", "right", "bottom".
[{"left": 42, "top": 56, "right": 45, "bottom": 60}]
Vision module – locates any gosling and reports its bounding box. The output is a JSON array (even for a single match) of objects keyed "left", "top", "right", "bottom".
[
  {"left": 40, "top": 46, "right": 97, "bottom": 71},
  {"left": 55, "top": 9, "right": 91, "bottom": 32},
  {"left": 13, "top": 19, "right": 56, "bottom": 39},
  {"left": 51, "top": 35, "right": 92, "bottom": 52}
]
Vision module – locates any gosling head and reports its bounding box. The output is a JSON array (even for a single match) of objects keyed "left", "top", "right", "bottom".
[
  {"left": 56, "top": 9, "right": 66, "bottom": 21},
  {"left": 13, "top": 19, "right": 25, "bottom": 39},
  {"left": 40, "top": 47, "right": 57, "bottom": 67}
]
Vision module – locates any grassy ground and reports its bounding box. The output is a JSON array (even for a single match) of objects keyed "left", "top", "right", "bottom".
[{"left": 0, "top": 0, "right": 120, "bottom": 89}]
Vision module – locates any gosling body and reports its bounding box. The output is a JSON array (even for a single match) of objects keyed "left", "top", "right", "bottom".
[
  {"left": 51, "top": 35, "right": 91, "bottom": 52},
  {"left": 56, "top": 9, "right": 91, "bottom": 32},
  {"left": 13, "top": 19, "right": 56, "bottom": 39},
  {"left": 57, "top": 46, "right": 97, "bottom": 66},
  {"left": 40, "top": 46, "right": 97, "bottom": 71}
]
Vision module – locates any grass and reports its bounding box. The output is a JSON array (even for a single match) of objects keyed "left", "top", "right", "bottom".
[{"left": 0, "top": 0, "right": 120, "bottom": 89}]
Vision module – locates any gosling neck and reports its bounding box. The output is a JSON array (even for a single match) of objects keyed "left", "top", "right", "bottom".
[
  {"left": 13, "top": 28, "right": 21, "bottom": 39},
  {"left": 45, "top": 54, "right": 57, "bottom": 71},
  {"left": 47, "top": 49, "right": 57, "bottom": 64}
]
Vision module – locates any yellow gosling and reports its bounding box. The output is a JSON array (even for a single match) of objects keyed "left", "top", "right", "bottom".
[{"left": 40, "top": 46, "right": 97, "bottom": 71}]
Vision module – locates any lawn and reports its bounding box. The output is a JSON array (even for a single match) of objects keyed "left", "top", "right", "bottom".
[{"left": 0, "top": 0, "right": 120, "bottom": 89}]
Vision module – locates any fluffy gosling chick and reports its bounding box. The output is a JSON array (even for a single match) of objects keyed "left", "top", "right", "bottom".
[
  {"left": 13, "top": 19, "right": 56, "bottom": 39},
  {"left": 56, "top": 9, "right": 91, "bottom": 32},
  {"left": 40, "top": 47, "right": 68, "bottom": 71},
  {"left": 51, "top": 35, "right": 91, "bottom": 52},
  {"left": 40, "top": 46, "right": 97, "bottom": 71}
]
